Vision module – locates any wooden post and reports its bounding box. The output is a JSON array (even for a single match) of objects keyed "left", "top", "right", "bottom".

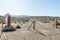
[
  {"left": 56, "top": 18, "right": 57, "bottom": 28},
  {"left": 33, "top": 20, "right": 35, "bottom": 30},
  {"left": 1, "top": 18, "right": 3, "bottom": 30},
  {"left": 28, "top": 20, "right": 36, "bottom": 30}
]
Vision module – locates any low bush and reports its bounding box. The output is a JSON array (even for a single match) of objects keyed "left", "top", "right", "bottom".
[
  {"left": 43, "top": 21, "right": 49, "bottom": 23},
  {"left": 2, "top": 26, "right": 16, "bottom": 32},
  {"left": 53, "top": 24, "right": 55, "bottom": 26},
  {"left": 25, "top": 20, "right": 29, "bottom": 22},
  {"left": 0, "top": 21, "right": 2, "bottom": 23},
  {"left": 16, "top": 25, "right": 21, "bottom": 29},
  {"left": 15, "top": 21, "right": 17, "bottom": 23}
]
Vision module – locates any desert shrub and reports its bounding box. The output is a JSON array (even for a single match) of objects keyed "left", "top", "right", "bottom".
[
  {"left": 43, "top": 20, "right": 49, "bottom": 23},
  {"left": 3, "top": 22, "right": 5, "bottom": 24},
  {"left": 22, "top": 21, "right": 25, "bottom": 23},
  {"left": 25, "top": 20, "right": 29, "bottom": 22},
  {"left": 53, "top": 24, "right": 55, "bottom": 26},
  {"left": 2, "top": 26, "right": 16, "bottom": 32},
  {"left": 0, "top": 21, "right": 2, "bottom": 23},
  {"left": 16, "top": 25, "right": 21, "bottom": 29},
  {"left": 21, "top": 23, "right": 23, "bottom": 25},
  {"left": 18, "top": 21, "right": 20, "bottom": 23},
  {"left": 14, "top": 21, "right": 17, "bottom": 23}
]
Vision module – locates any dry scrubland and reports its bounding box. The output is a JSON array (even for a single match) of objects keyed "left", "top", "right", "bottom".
[{"left": 0, "top": 17, "right": 60, "bottom": 40}]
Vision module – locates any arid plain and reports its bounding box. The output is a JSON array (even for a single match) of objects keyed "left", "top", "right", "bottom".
[{"left": 0, "top": 17, "right": 60, "bottom": 40}]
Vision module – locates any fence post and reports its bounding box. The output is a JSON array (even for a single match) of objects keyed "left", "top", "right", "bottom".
[
  {"left": 33, "top": 20, "right": 35, "bottom": 30},
  {"left": 56, "top": 18, "right": 57, "bottom": 28}
]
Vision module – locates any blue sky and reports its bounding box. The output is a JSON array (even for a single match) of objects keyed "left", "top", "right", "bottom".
[{"left": 0, "top": 0, "right": 60, "bottom": 16}]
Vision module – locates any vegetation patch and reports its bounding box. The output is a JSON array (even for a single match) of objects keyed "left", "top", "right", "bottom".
[
  {"left": 16, "top": 25, "right": 21, "bottom": 29},
  {"left": 43, "top": 20, "right": 49, "bottom": 23},
  {"left": 2, "top": 26, "right": 16, "bottom": 32}
]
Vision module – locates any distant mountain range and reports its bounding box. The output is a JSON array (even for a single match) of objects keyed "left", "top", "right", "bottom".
[
  {"left": 0, "top": 15, "right": 60, "bottom": 18},
  {"left": 11, "top": 15, "right": 31, "bottom": 18}
]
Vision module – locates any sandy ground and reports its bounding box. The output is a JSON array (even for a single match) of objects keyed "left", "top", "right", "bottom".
[{"left": 0, "top": 20, "right": 60, "bottom": 40}]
